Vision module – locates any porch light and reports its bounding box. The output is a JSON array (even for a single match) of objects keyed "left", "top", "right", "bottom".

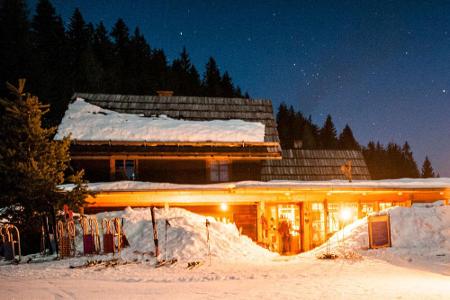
[
  {"left": 340, "top": 208, "right": 352, "bottom": 222},
  {"left": 220, "top": 203, "right": 228, "bottom": 211}
]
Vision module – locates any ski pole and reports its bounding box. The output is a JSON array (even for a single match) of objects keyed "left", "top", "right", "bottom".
[
  {"left": 206, "top": 219, "right": 211, "bottom": 265},
  {"left": 165, "top": 219, "right": 169, "bottom": 261}
]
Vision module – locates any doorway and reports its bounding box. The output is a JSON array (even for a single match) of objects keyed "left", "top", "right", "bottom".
[{"left": 263, "top": 204, "right": 302, "bottom": 255}]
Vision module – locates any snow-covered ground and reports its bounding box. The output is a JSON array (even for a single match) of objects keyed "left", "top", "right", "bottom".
[
  {"left": 1, "top": 205, "right": 450, "bottom": 299},
  {"left": 54, "top": 98, "right": 265, "bottom": 142}
]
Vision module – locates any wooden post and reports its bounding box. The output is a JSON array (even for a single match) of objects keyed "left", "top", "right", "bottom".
[
  {"left": 150, "top": 206, "right": 159, "bottom": 257},
  {"left": 357, "top": 200, "right": 363, "bottom": 219},
  {"left": 302, "top": 203, "right": 311, "bottom": 252},
  {"left": 109, "top": 157, "right": 115, "bottom": 180},
  {"left": 257, "top": 201, "right": 265, "bottom": 243},
  {"left": 323, "top": 198, "right": 329, "bottom": 240}
]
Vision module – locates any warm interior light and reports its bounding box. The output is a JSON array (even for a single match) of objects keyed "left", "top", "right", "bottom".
[
  {"left": 220, "top": 203, "right": 228, "bottom": 211},
  {"left": 398, "top": 192, "right": 403, "bottom": 196},
  {"left": 340, "top": 208, "right": 352, "bottom": 222}
]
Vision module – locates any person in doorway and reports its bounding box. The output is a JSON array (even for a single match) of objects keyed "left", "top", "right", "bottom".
[{"left": 278, "top": 218, "right": 291, "bottom": 254}]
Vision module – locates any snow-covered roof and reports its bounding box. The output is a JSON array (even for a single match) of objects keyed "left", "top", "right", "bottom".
[
  {"left": 55, "top": 98, "right": 265, "bottom": 143},
  {"left": 60, "top": 178, "right": 450, "bottom": 192}
]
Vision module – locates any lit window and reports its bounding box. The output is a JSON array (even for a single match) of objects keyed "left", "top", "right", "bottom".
[
  {"left": 115, "top": 159, "right": 136, "bottom": 180},
  {"left": 210, "top": 160, "right": 229, "bottom": 182}
]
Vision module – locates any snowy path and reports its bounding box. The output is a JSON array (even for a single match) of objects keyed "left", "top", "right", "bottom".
[{"left": 1, "top": 256, "right": 449, "bottom": 299}]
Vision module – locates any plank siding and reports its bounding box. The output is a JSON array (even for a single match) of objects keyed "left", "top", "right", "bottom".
[
  {"left": 71, "top": 159, "right": 110, "bottom": 182},
  {"left": 139, "top": 159, "right": 207, "bottom": 184}
]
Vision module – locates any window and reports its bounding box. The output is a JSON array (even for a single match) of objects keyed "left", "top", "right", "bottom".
[
  {"left": 209, "top": 160, "right": 229, "bottom": 182},
  {"left": 115, "top": 159, "right": 136, "bottom": 180}
]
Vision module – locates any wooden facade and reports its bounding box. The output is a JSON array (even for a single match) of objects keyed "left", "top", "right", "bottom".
[
  {"left": 83, "top": 183, "right": 450, "bottom": 253},
  {"left": 71, "top": 157, "right": 263, "bottom": 184}
]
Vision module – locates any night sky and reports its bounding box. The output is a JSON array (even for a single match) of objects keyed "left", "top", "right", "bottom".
[{"left": 30, "top": 0, "right": 450, "bottom": 176}]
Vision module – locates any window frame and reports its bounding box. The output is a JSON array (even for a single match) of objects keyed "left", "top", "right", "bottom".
[{"left": 208, "top": 160, "right": 231, "bottom": 182}]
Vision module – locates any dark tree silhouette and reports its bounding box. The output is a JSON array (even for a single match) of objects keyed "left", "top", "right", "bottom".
[
  {"left": 421, "top": 156, "right": 435, "bottom": 178},
  {"left": 338, "top": 124, "right": 360, "bottom": 150}
]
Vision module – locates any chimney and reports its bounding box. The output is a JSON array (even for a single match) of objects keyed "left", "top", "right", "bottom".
[
  {"left": 156, "top": 90, "right": 174, "bottom": 97},
  {"left": 293, "top": 140, "right": 303, "bottom": 149}
]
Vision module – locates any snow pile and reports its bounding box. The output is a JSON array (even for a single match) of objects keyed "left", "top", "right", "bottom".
[
  {"left": 79, "top": 207, "right": 275, "bottom": 263},
  {"left": 311, "top": 203, "right": 450, "bottom": 271},
  {"left": 54, "top": 98, "right": 265, "bottom": 142}
]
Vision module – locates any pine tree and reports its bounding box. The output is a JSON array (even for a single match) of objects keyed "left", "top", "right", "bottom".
[
  {"left": 67, "top": 8, "right": 98, "bottom": 92},
  {"left": 110, "top": 18, "right": 131, "bottom": 92},
  {"left": 319, "top": 115, "right": 338, "bottom": 149},
  {"left": 0, "top": 80, "right": 71, "bottom": 230},
  {"left": 92, "top": 21, "right": 115, "bottom": 92},
  {"left": 421, "top": 156, "right": 435, "bottom": 178},
  {"left": 127, "top": 27, "right": 152, "bottom": 94},
  {"left": 302, "top": 121, "right": 317, "bottom": 149},
  {"left": 220, "top": 72, "right": 234, "bottom": 97},
  {"left": 276, "top": 103, "right": 291, "bottom": 148},
  {"left": 30, "top": 0, "right": 68, "bottom": 125},
  {"left": 64, "top": 170, "right": 92, "bottom": 210},
  {"left": 203, "top": 57, "right": 222, "bottom": 96},
  {"left": 149, "top": 49, "right": 169, "bottom": 92},
  {"left": 338, "top": 124, "right": 360, "bottom": 150},
  {"left": 401, "top": 142, "right": 420, "bottom": 178},
  {"left": 0, "top": 0, "right": 31, "bottom": 97},
  {"left": 169, "top": 47, "right": 201, "bottom": 95}
]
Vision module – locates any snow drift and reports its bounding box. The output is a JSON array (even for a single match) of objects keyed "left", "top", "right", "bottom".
[
  {"left": 77, "top": 207, "right": 275, "bottom": 263},
  {"left": 54, "top": 98, "right": 266, "bottom": 142},
  {"left": 310, "top": 203, "right": 450, "bottom": 273}
]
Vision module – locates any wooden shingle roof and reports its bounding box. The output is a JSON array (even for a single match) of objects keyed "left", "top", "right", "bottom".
[
  {"left": 261, "top": 149, "right": 371, "bottom": 181},
  {"left": 72, "top": 93, "right": 279, "bottom": 143}
]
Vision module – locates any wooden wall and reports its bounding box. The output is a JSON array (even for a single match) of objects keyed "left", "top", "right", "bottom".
[
  {"left": 71, "top": 158, "right": 263, "bottom": 184},
  {"left": 139, "top": 159, "right": 207, "bottom": 183},
  {"left": 176, "top": 205, "right": 258, "bottom": 241},
  {"left": 71, "top": 159, "right": 110, "bottom": 182}
]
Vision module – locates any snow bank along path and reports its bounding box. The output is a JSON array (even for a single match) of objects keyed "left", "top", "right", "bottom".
[
  {"left": 86, "top": 207, "right": 276, "bottom": 263},
  {"left": 54, "top": 98, "right": 266, "bottom": 142},
  {"left": 310, "top": 202, "right": 450, "bottom": 274}
]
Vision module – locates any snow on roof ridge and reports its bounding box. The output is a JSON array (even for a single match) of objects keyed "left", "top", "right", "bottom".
[{"left": 55, "top": 98, "right": 265, "bottom": 143}]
